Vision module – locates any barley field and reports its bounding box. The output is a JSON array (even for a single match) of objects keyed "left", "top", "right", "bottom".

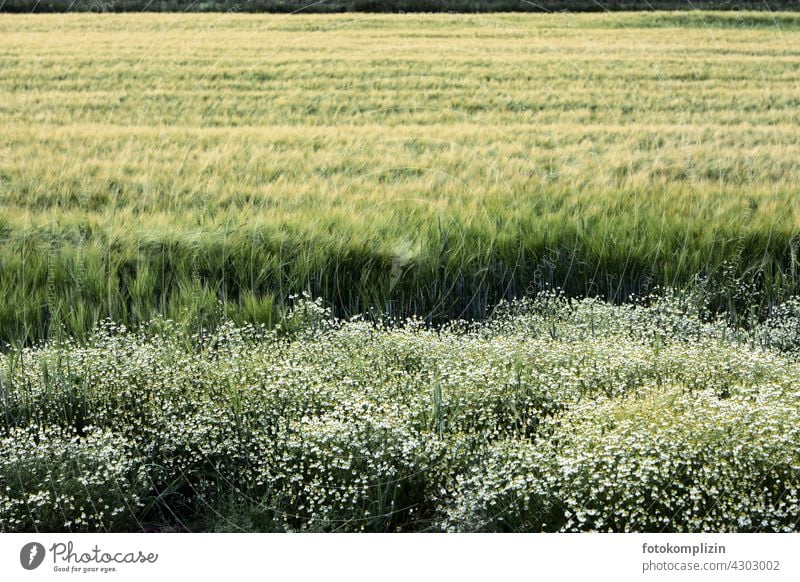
[{"left": 2, "top": 12, "right": 800, "bottom": 532}]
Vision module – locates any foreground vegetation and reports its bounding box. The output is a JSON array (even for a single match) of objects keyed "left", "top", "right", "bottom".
[
  {"left": 1, "top": 294, "right": 799, "bottom": 532},
  {"left": 2, "top": 13, "right": 800, "bottom": 344}
]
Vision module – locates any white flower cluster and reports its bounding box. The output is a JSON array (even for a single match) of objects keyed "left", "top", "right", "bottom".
[
  {"left": 1, "top": 295, "right": 799, "bottom": 532},
  {"left": 0, "top": 425, "right": 145, "bottom": 531}
]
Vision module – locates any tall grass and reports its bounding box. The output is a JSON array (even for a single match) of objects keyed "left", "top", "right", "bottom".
[{"left": 1, "top": 13, "right": 800, "bottom": 343}]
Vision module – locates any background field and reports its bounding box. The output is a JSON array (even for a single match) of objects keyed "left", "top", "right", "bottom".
[{"left": 2, "top": 12, "right": 800, "bottom": 344}]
